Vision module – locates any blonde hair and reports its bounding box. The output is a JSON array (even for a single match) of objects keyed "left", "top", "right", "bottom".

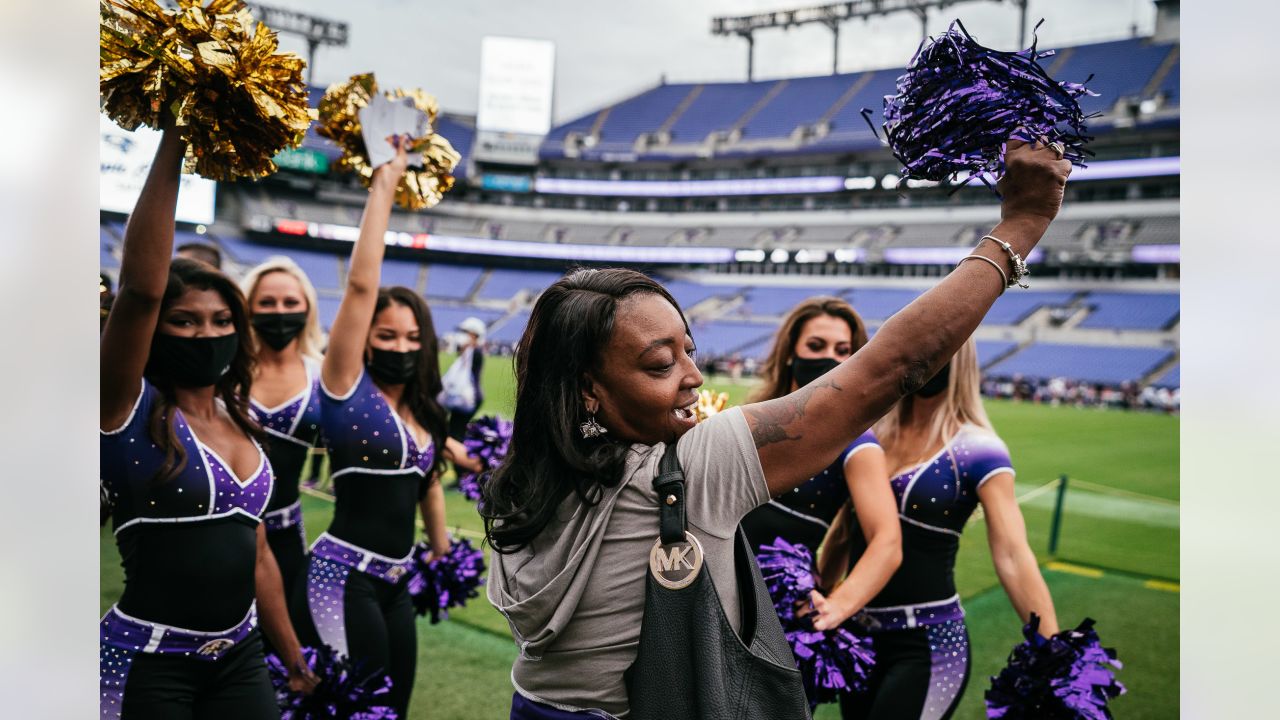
[
  {"left": 873, "top": 336, "right": 992, "bottom": 455},
  {"left": 240, "top": 256, "right": 325, "bottom": 360}
]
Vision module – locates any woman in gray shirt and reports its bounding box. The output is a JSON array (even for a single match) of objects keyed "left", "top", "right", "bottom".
[{"left": 482, "top": 139, "right": 1072, "bottom": 719}]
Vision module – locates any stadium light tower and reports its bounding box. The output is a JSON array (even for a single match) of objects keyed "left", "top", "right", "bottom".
[
  {"left": 712, "top": 0, "right": 1012, "bottom": 81},
  {"left": 247, "top": 3, "right": 349, "bottom": 85}
]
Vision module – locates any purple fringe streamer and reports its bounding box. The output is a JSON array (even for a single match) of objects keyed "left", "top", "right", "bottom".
[
  {"left": 455, "top": 415, "right": 513, "bottom": 502},
  {"left": 867, "top": 19, "right": 1096, "bottom": 192},
  {"left": 984, "top": 613, "right": 1126, "bottom": 719},
  {"left": 757, "top": 537, "right": 875, "bottom": 706},
  {"left": 264, "top": 644, "right": 397, "bottom": 720},
  {"left": 406, "top": 536, "right": 487, "bottom": 623}
]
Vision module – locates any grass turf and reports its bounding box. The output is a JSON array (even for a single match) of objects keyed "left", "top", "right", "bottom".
[{"left": 101, "top": 358, "right": 1178, "bottom": 718}]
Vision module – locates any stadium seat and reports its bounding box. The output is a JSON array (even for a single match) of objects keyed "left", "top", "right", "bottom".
[
  {"left": 475, "top": 268, "right": 565, "bottom": 301},
  {"left": 425, "top": 265, "right": 486, "bottom": 300},
  {"left": 986, "top": 342, "right": 1173, "bottom": 385},
  {"left": 1076, "top": 292, "right": 1179, "bottom": 330}
]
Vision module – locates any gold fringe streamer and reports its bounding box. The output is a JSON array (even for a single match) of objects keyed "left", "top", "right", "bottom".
[
  {"left": 100, "top": 0, "right": 313, "bottom": 180},
  {"left": 316, "top": 73, "right": 460, "bottom": 211}
]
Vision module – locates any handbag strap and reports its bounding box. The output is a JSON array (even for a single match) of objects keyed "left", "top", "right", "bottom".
[{"left": 653, "top": 443, "right": 686, "bottom": 545}]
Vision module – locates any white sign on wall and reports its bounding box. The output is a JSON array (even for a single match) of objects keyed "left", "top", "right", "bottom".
[
  {"left": 477, "top": 36, "right": 555, "bottom": 136},
  {"left": 100, "top": 115, "right": 217, "bottom": 225}
]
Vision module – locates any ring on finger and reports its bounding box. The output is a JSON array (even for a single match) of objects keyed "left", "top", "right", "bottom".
[{"left": 1048, "top": 141, "right": 1065, "bottom": 159}]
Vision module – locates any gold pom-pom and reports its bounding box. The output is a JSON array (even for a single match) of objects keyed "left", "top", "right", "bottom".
[
  {"left": 100, "top": 0, "right": 313, "bottom": 180},
  {"left": 316, "top": 73, "right": 461, "bottom": 211},
  {"left": 694, "top": 389, "right": 730, "bottom": 423}
]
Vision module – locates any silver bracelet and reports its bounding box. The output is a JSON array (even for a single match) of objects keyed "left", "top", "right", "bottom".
[
  {"left": 980, "top": 234, "right": 1030, "bottom": 289},
  {"left": 958, "top": 255, "right": 1008, "bottom": 294}
]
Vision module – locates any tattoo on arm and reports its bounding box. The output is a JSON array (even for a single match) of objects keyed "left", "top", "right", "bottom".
[{"left": 746, "top": 376, "right": 842, "bottom": 450}]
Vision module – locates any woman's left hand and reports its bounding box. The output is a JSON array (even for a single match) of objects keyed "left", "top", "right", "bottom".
[
  {"left": 287, "top": 659, "right": 320, "bottom": 694},
  {"left": 808, "top": 589, "right": 858, "bottom": 631}
]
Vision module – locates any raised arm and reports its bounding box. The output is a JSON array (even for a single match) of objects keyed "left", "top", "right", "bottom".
[
  {"left": 979, "top": 472, "right": 1059, "bottom": 636},
  {"left": 810, "top": 447, "right": 902, "bottom": 630},
  {"left": 320, "top": 137, "right": 409, "bottom": 395},
  {"left": 744, "top": 140, "right": 1071, "bottom": 495},
  {"left": 100, "top": 129, "right": 185, "bottom": 430}
]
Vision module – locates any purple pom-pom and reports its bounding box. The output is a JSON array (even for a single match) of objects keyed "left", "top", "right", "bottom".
[
  {"left": 406, "top": 537, "right": 487, "bottom": 623},
  {"left": 264, "top": 645, "right": 397, "bottom": 720},
  {"left": 757, "top": 537, "right": 876, "bottom": 707},
  {"left": 455, "top": 416, "right": 513, "bottom": 502},
  {"left": 868, "top": 19, "right": 1096, "bottom": 191},
  {"left": 985, "top": 614, "right": 1126, "bottom": 719},
  {"left": 757, "top": 537, "right": 818, "bottom": 624},
  {"left": 787, "top": 624, "right": 876, "bottom": 706}
]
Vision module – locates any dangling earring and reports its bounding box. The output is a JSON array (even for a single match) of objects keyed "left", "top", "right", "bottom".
[{"left": 580, "top": 411, "right": 607, "bottom": 439}]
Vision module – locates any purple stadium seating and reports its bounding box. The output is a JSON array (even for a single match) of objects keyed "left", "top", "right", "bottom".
[
  {"left": 738, "top": 286, "right": 851, "bottom": 316},
  {"left": 1050, "top": 38, "right": 1175, "bottom": 117},
  {"left": 975, "top": 340, "right": 1019, "bottom": 367},
  {"left": 660, "top": 279, "right": 739, "bottom": 309},
  {"left": 844, "top": 288, "right": 922, "bottom": 321},
  {"left": 426, "top": 306, "right": 504, "bottom": 337},
  {"left": 1076, "top": 292, "right": 1179, "bottom": 330},
  {"left": 983, "top": 291, "right": 1078, "bottom": 326},
  {"left": 667, "top": 83, "right": 775, "bottom": 144},
  {"left": 426, "top": 265, "right": 486, "bottom": 300},
  {"left": 218, "top": 236, "right": 341, "bottom": 289},
  {"left": 101, "top": 225, "right": 119, "bottom": 269},
  {"left": 1152, "top": 363, "right": 1179, "bottom": 389},
  {"left": 488, "top": 310, "right": 531, "bottom": 344},
  {"left": 594, "top": 84, "right": 695, "bottom": 153},
  {"left": 476, "top": 268, "right": 565, "bottom": 300},
  {"left": 986, "top": 342, "right": 1173, "bottom": 385},
  {"left": 689, "top": 320, "right": 776, "bottom": 356},
  {"left": 740, "top": 74, "right": 858, "bottom": 140},
  {"left": 539, "top": 37, "right": 1177, "bottom": 159}
]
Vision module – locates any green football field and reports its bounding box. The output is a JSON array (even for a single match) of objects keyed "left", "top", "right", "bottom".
[{"left": 101, "top": 356, "right": 1179, "bottom": 719}]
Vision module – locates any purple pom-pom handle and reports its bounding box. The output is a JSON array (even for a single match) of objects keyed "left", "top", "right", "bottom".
[
  {"left": 984, "top": 613, "right": 1126, "bottom": 719},
  {"left": 264, "top": 644, "right": 398, "bottom": 720},
  {"left": 756, "top": 537, "right": 876, "bottom": 706},
  {"left": 455, "top": 415, "right": 513, "bottom": 502},
  {"left": 866, "top": 19, "right": 1096, "bottom": 192},
  {"left": 406, "top": 536, "right": 487, "bottom": 623}
]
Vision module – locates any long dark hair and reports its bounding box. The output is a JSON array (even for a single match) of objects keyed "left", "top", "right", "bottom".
[
  {"left": 144, "top": 258, "right": 265, "bottom": 486},
  {"left": 373, "top": 287, "right": 448, "bottom": 483},
  {"left": 749, "top": 296, "right": 869, "bottom": 403},
  {"left": 481, "top": 268, "right": 687, "bottom": 553}
]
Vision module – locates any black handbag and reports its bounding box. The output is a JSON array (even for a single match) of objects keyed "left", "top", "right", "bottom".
[{"left": 624, "top": 443, "right": 811, "bottom": 720}]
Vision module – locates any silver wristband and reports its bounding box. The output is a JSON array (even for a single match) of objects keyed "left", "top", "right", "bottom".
[
  {"left": 958, "top": 255, "right": 1008, "bottom": 294},
  {"left": 980, "top": 234, "right": 1030, "bottom": 289}
]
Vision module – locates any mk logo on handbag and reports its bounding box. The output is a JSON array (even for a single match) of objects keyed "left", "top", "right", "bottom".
[{"left": 649, "top": 532, "right": 705, "bottom": 590}]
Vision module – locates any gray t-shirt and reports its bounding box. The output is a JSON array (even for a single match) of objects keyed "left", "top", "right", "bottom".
[{"left": 486, "top": 407, "right": 770, "bottom": 717}]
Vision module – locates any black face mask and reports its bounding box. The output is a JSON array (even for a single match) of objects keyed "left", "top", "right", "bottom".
[
  {"left": 791, "top": 356, "right": 841, "bottom": 389},
  {"left": 367, "top": 348, "right": 418, "bottom": 385},
  {"left": 914, "top": 362, "right": 951, "bottom": 398},
  {"left": 148, "top": 333, "right": 239, "bottom": 388},
  {"left": 251, "top": 312, "right": 307, "bottom": 351}
]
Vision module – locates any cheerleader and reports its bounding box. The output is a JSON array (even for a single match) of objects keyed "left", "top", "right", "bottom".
[
  {"left": 837, "top": 337, "right": 1059, "bottom": 720},
  {"left": 296, "top": 135, "right": 477, "bottom": 717},
  {"left": 740, "top": 297, "right": 902, "bottom": 632},
  {"left": 100, "top": 128, "right": 314, "bottom": 718},
  {"left": 241, "top": 257, "right": 326, "bottom": 602}
]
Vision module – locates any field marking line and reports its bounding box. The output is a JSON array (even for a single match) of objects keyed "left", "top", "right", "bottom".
[
  {"left": 1065, "top": 478, "right": 1180, "bottom": 506},
  {"left": 299, "top": 485, "right": 488, "bottom": 541},
  {"left": 1143, "top": 579, "right": 1181, "bottom": 593},
  {"left": 1046, "top": 561, "right": 1105, "bottom": 578},
  {"left": 970, "top": 477, "right": 1063, "bottom": 523}
]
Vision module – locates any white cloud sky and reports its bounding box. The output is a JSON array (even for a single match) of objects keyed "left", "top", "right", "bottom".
[{"left": 260, "top": 0, "right": 1157, "bottom": 123}]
